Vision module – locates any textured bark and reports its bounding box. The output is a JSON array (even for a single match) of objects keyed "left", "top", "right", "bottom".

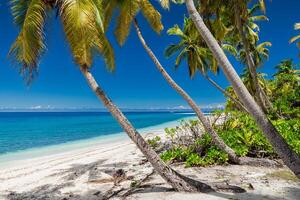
[
  {"left": 133, "top": 19, "right": 240, "bottom": 164},
  {"left": 204, "top": 75, "right": 248, "bottom": 113},
  {"left": 186, "top": 0, "right": 300, "bottom": 179},
  {"left": 80, "top": 66, "right": 212, "bottom": 192},
  {"left": 234, "top": 6, "right": 272, "bottom": 113}
]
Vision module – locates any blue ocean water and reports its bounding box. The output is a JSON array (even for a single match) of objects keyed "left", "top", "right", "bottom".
[{"left": 0, "top": 112, "right": 195, "bottom": 155}]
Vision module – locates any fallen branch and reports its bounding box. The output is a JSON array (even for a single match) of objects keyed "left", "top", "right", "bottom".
[
  {"left": 121, "top": 169, "right": 155, "bottom": 198},
  {"left": 103, "top": 187, "right": 125, "bottom": 200}
]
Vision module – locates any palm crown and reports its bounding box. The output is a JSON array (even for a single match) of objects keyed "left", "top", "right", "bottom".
[
  {"left": 9, "top": 0, "right": 114, "bottom": 83},
  {"left": 165, "top": 17, "right": 218, "bottom": 77}
]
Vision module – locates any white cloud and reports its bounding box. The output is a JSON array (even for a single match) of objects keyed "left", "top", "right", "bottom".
[
  {"left": 172, "top": 105, "right": 188, "bottom": 110},
  {"left": 30, "top": 105, "right": 42, "bottom": 109}
]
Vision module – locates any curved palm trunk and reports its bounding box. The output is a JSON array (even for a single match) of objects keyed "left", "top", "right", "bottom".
[
  {"left": 79, "top": 66, "right": 211, "bottom": 192},
  {"left": 133, "top": 19, "right": 240, "bottom": 164},
  {"left": 234, "top": 6, "right": 272, "bottom": 113},
  {"left": 186, "top": 0, "right": 300, "bottom": 178},
  {"left": 204, "top": 75, "right": 248, "bottom": 113}
]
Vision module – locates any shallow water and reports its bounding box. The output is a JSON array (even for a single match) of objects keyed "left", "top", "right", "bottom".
[{"left": 0, "top": 112, "right": 197, "bottom": 156}]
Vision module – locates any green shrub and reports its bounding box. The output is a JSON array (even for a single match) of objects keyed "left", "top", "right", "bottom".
[
  {"left": 274, "top": 119, "right": 300, "bottom": 155},
  {"left": 147, "top": 135, "right": 161, "bottom": 149},
  {"left": 160, "top": 109, "right": 300, "bottom": 168}
]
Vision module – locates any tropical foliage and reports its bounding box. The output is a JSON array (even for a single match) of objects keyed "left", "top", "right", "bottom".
[
  {"left": 153, "top": 58, "right": 300, "bottom": 167},
  {"left": 9, "top": 0, "right": 114, "bottom": 83},
  {"left": 103, "top": 0, "right": 163, "bottom": 45}
]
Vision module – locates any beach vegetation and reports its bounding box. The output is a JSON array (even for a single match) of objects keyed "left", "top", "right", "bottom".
[
  {"left": 158, "top": 60, "right": 300, "bottom": 166},
  {"left": 182, "top": 0, "right": 300, "bottom": 178}
]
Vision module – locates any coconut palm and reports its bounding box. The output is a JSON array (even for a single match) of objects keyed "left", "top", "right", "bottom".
[
  {"left": 232, "top": 2, "right": 274, "bottom": 113},
  {"left": 185, "top": 0, "right": 300, "bottom": 178},
  {"left": 239, "top": 41, "right": 271, "bottom": 68},
  {"left": 9, "top": 0, "right": 207, "bottom": 191},
  {"left": 165, "top": 17, "right": 247, "bottom": 112},
  {"left": 103, "top": 0, "right": 241, "bottom": 164}
]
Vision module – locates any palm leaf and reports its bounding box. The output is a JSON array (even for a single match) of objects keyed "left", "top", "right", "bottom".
[
  {"left": 9, "top": 0, "right": 48, "bottom": 83},
  {"left": 60, "top": 0, "right": 114, "bottom": 69},
  {"left": 164, "top": 43, "right": 184, "bottom": 58},
  {"left": 167, "top": 25, "right": 187, "bottom": 39},
  {"left": 140, "top": 0, "right": 163, "bottom": 34},
  {"left": 258, "top": 0, "right": 266, "bottom": 13},
  {"left": 222, "top": 43, "right": 238, "bottom": 56},
  {"left": 289, "top": 35, "right": 300, "bottom": 44},
  {"left": 114, "top": 0, "right": 139, "bottom": 46},
  {"left": 103, "top": 0, "right": 117, "bottom": 30}
]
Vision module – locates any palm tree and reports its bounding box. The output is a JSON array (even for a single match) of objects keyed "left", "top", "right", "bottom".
[
  {"left": 9, "top": 0, "right": 208, "bottom": 191},
  {"left": 239, "top": 41, "right": 271, "bottom": 68},
  {"left": 103, "top": 0, "right": 240, "bottom": 164},
  {"left": 290, "top": 22, "right": 300, "bottom": 55},
  {"left": 185, "top": 0, "right": 300, "bottom": 178},
  {"left": 232, "top": 2, "right": 273, "bottom": 113},
  {"left": 165, "top": 17, "right": 248, "bottom": 112}
]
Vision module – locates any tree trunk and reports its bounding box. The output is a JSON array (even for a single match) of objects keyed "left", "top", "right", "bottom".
[
  {"left": 204, "top": 75, "right": 248, "bottom": 113},
  {"left": 186, "top": 0, "right": 300, "bottom": 179},
  {"left": 233, "top": 6, "right": 272, "bottom": 114},
  {"left": 133, "top": 18, "right": 240, "bottom": 164},
  {"left": 79, "top": 66, "right": 212, "bottom": 192}
]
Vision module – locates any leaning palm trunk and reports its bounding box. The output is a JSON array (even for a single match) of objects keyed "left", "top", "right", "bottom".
[
  {"left": 186, "top": 0, "right": 300, "bottom": 178},
  {"left": 133, "top": 19, "right": 240, "bottom": 164},
  {"left": 80, "top": 66, "right": 211, "bottom": 192},
  {"left": 204, "top": 75, "right": 248, "bottom": 113},
  {"left": 234, "top": 6, "right": 272, "bottom": 113}
]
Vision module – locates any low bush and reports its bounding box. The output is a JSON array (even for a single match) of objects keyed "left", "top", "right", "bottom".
[{"left": 155, "top": 111, "right": 300, "bottom": 168}]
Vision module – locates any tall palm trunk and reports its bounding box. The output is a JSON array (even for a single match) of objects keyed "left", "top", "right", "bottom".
[
  {"left": 79, "top": 66, "right": 211, "bottom": 192},
  {"left": 234, "top": 6, "right": 272, "bottom": 113},
  {"left": 186, "top": 0, "right": 300, "bottom": 178},
  {"left": 204, "top": 75, "right": 248, "bottom": 112},
  {"left": 133, "top": 19, "right": 240, "bottom": 164}
]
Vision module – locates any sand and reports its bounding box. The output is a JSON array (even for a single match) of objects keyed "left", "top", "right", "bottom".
[{"left": 0, "top": 124, "right": 299, "bottom": 200}]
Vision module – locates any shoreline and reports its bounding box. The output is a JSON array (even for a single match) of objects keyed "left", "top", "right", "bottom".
[
  {"left": 0, "top": 115, "right": 299, "bottom": 200},
  {"left": 0, "top": 115, "right": 197, "bottom": 169}
]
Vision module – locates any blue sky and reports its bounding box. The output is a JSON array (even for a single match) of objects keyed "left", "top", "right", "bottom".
[{"left": 0, "top": 1, "right": 299, "bottom": 110}]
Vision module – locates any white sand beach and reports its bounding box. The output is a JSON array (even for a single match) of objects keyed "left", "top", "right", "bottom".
[{"left": 0, "top": 121, "right": 299, "bottom": 200}]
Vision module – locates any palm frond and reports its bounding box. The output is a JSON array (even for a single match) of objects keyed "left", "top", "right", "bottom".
[
  {"left": 289, "top": 35, "right": 300, "bottom": 44},
  {"left": 248, "top": 3, "right": 260, "bottom": 16},
  {"left": 9, "top": 0, "right": 48, "bottom": 83},
  {"left": 222, "top": 43, "right": 238, "bottom": 56},
  {"left": 164, "top": 43, "right": 184, "bottom": 58},
  {"left": 174, "top": 48, "right": 188, "bottom": 68},
  {"left": 60, "top": 0, "right": 114, "bottom": 69},
  {"left": 159, "top": 0, "right": 170, "bottom": 9},
  {"left": 250, "top": 15, "right": 268, "bottom": 22},
  {"left": 140, "top": 0, "right": 163, "bottom": 34},
  {"left": 258, "top": 0, "right": 266, "bottom": 13},
  {"left": 114, "top": 0, "right": 140, "bottom": 46},
  {"left": 167, "top": 25, "right": 187, "bottom": 39},
  {"left": 158, "top": 0, "right": 184, "bottom": 9},
  {"left": 102, "top": 0, "right": 117, "bottom": 30}
]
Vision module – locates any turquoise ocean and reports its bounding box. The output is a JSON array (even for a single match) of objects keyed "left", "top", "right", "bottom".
[{"left": 0, "top": 112, "right": 198, "bottom": 164}]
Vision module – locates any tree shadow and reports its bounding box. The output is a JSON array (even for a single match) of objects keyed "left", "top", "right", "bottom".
[{"left": 5, "top": 181, "right": 299, "bottom": 200}]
